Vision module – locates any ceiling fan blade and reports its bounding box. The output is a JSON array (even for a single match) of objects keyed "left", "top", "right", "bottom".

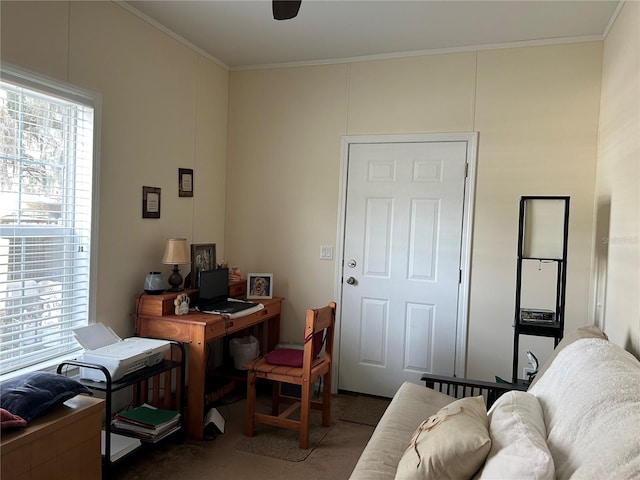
[{"left": 273, "top": 0, "right": 301, "bottom": 20}]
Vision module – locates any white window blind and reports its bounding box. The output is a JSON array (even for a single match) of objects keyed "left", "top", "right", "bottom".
[{"left": 0, "top": 66, "right": 98, "bottom": 376}]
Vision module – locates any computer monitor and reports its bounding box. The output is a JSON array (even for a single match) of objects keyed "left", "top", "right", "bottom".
[{"left": 198, "top": 268, "right": 229, "bottom": 303}]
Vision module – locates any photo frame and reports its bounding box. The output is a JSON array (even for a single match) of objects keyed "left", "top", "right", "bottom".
[
  {"left": 247, "top": 273, "right": 273, "bottom": 300},
  {"left": 179, "top": 168, "right": 193, "bottom": 197},
  {"left": 190, "top": 243, "right": 216, "bottom": 289},
  {"left": 142, "top": 186, "right": 161, "bottom": 219}
]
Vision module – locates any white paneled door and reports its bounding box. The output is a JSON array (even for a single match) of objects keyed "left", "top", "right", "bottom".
[{"left": 338, "top": 139, "right": 471, "bottom": 397}]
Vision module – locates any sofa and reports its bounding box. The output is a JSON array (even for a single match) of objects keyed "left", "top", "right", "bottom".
[{"left": 350, "top": 325, "right": 640, "bottom": 479}]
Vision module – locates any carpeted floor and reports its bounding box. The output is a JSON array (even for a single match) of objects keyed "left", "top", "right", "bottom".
[
  {"left": 337, "top": 393, "right": 390, "bottom": 426},
  {"left": 109, "top": 391, "right": 389, "bottom": 479},
  {"left": 233, "top": 392, "right": 390, "bottom": 462}
]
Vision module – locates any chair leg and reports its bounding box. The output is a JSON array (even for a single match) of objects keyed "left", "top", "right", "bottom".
[
  {"left": 271, "top": 380, "right": 280, "bottom": 415},
  {"left": 245, "top": 371, "right": 257, "bottom": 437},
  {"left": 321, "top": 372, "right": 331, "bottom": 427},
  {"left": 299, "top": 379, "right": 311, "bottom": 449}
]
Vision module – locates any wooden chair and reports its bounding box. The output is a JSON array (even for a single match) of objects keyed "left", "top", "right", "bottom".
[{"left": 244, "top": 301, "right": 336, "bottom": 449}]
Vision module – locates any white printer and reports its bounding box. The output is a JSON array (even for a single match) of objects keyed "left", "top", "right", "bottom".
[{"left": 73, "top": 323, "right": 170, "bottom": 382}]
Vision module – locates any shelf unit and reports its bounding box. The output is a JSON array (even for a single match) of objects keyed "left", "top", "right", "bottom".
[
  {"left": 512, "top": 196, "right": 569, "bottom": 383},
  {"left": 57, "top": 340, "right": 185, "bottom": 475}
]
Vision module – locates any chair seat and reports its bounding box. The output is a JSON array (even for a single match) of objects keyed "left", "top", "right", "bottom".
[
  {"left": 245, "top": 356, "right": 325, "bottom": 378},
  {"left": 265, "top": 348, "right": 305, "bottom": 367},
  {"left": 245, "top": 357, "right": 328, "bottom": 385}
]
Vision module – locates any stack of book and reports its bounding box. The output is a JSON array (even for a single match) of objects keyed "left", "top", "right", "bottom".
[{"left": 111, "top": 404, "right": 180, "bottom": 443}]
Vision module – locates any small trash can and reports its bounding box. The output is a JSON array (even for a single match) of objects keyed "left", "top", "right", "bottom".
[{"left": 229, "top": 335, "right": 259, "bottom": 370}]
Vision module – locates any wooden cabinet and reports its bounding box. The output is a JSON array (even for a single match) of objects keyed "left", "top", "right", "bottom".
[
  {"left": 229, "top": 279, "right": 247, "bottom": 299},
  {"left": 135, "top": 289, "right": 198, "bottom": 317},
  {"left": 134, "top": 279, "right": 247, "bottom": 319},
  {"left": 1, "top": 395, "right": 103, "bottom": 480}
]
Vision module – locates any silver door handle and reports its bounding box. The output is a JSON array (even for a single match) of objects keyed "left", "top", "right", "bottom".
[{"left": 346, "top": 276, "right": 357, "bottom": 285}]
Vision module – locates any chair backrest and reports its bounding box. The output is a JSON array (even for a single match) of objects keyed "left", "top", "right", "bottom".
[{"left": 302, "top": 302, "right": 336, "bottom": 371}]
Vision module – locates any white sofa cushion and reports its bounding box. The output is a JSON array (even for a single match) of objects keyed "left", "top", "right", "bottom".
[
  {"left": 529, "top": 338, "right": 640, "bottom": 480},
  {"left": 395, "top": 396, "right": 491, "bottom": 480},
  {"left": 478, "top": 391, "right": 554, "bottom": 480},
  {"left": 528, "top": 324, "right": 608, "bottom": 389},
  {"left": 349, "top": 382, "right": 454, "bottom": 480}
]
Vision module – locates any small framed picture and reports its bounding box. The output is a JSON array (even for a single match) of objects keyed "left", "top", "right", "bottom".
[
  {"left": 190, "top": 243, "right": 216, "bottom": 288},
  {"left": 142, "top": 186, "right": 161, "bottom": 219},
  {"left": 247, "top": 273, "right": 273, "bottom": 300},
  {"left": 179, "top": 168, "right": 193, "bottom": 197}
]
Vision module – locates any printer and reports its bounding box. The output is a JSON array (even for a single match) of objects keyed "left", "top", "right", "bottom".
[{"left": 73, "top": 323, "right": 170, "bottom": 382}]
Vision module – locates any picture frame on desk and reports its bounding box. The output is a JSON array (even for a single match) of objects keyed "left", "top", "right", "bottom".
[
  {"left": 190, "top": 243, "right": 216, "bottom": 289},
  {"left": 247, "top": 273, "right": 273, "bottom": 299}
]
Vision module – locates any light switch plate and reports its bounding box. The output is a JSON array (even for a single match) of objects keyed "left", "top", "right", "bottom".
[{"left": 320, "top": 245, "right": 334, "bottom": 260}]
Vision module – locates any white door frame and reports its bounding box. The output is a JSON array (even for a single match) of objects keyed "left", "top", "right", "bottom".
[{"left": 333, "top": 132, "right": 478, "bottom": 392}]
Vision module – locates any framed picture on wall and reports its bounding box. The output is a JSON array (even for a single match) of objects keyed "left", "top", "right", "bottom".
[
  {"left": 190, "top": 243, "right": 216, "bottom": 288},
  {"left": 179, "top": 168, "right": 193, "bottom": 197},
  {"left": 247, "top": 273, "right": 273, "bottom": 300},
  {"left": 142, "top": 186, "right": 161, "bottom": 219}
]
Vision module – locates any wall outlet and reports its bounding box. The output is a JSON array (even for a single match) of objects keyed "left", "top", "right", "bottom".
[{"left": 523, "top": 367, "right": 535, "bottom": 379}]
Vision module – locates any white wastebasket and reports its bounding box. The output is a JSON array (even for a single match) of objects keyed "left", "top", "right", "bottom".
[{"left": 229, "top": 335, "right": 259, "bottom": 370}]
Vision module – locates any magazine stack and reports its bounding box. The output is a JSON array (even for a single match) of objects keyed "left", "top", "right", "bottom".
[{"left": 111, "top": 404, "right": 180, "bottom": 443}]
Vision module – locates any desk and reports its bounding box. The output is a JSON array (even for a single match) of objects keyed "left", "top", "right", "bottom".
[{"left": 135, "top": 297, "right": 283, "bottom": 440}]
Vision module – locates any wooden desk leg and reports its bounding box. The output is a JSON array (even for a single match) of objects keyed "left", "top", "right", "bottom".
[
  {"left": 267, "top": 313, "right": 281, "bottom": 352},
  {"left": 186, "top": 327, "right": 206, "bottom": 440}
]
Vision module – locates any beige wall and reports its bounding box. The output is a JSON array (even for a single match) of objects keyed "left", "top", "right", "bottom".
[
  {"left": 470, "top": 43, "right": 602, "bottom": 378},
  {"left": 3, "top": 1, "right": 635, "bottom": 384},
  {"left": 1, "top": 1, "right": 229, "bottom": 337},
  {"left": 595, "top": 0, "right": 640, "bottom": 357},
  {"left": 226, "top": 65, "right": 349, "bottom": 332},
  {"left": 228, "top": 43, "right": 603, "bottom": 380}
]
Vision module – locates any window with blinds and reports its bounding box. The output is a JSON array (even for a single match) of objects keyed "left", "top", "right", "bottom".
[{"left": 0, "top": 65, "right": 98, "bottom": 376}]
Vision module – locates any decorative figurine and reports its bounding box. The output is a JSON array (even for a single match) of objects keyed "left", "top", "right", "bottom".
[{"left": 174, "top": 294, "right": 190, "bottom": 315}]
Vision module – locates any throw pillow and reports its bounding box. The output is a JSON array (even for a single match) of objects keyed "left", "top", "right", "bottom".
[
  {"left": 265, "top": 331, "right": 325, "bottom": 367},
  {"left": 395, "top": 396, "right": 491, "bottom": 480},
  {"left": 478, "top": 391, "right": 554, "bottom": 480},
  {"left": 0, "top": 371, "right": 93, "bottom": 423},
  {"left": 265, "top": 348, "right": 304, "bottom": 367}
]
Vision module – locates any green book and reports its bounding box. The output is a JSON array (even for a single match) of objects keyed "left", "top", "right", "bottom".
[{"left": 115, "top": 405, "right": 179, "bottom": 429}]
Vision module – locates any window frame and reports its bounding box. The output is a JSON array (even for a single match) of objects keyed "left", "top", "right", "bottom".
[{"left": 0, "top": 62, "right": 101, "bottom": 379}]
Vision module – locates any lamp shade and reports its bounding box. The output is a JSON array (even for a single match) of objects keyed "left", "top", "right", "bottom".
[{"left": 162, "top": 238, "right": 190, "bottom": 265}]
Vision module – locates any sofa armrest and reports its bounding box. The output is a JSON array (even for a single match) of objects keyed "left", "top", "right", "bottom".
[{"left": 421, "top": 374, "right": 527, "bottom": 409}]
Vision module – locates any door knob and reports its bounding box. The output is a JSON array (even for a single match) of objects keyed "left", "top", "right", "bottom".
[{"left": 346, "top": 276, "right": 357, "bottom": 285}]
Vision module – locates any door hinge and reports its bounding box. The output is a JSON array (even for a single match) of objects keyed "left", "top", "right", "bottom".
[
  {"left": 459, "top": 269, "right": 462, "bottom": 284},
  {"left": 464, "top": 163, "right": 469, "bottom": 178}
]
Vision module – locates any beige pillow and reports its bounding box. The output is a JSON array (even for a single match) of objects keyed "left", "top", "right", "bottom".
[
  {"left": 478, "top": 391, "right": 554, "bottom": 480},
  {"left": 395, "top": 396, "right": 491, "bottom": 480}
]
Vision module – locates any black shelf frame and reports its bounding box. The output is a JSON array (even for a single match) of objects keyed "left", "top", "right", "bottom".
[
  {"left": 512, "top": 196, "right": 569, "bottom": 383},
  {"left": 57, "top": 340, "right": 185, "bottom": 476}
]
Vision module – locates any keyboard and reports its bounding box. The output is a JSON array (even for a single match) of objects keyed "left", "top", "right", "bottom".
[{"left": 199, "top": 300, "right": 257, "bottom": 314}]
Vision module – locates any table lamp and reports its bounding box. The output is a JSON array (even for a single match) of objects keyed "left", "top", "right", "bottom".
[{"left": 162, "top": 238, "right": 190, "bottom": 292}]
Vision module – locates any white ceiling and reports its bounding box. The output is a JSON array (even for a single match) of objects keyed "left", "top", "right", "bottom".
[{"left": 123, "top": 0, "right": 621, "bottom": 69}]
